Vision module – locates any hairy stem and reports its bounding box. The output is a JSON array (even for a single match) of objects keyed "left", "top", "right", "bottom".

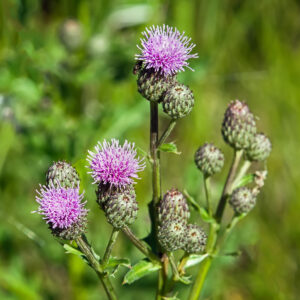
[
  {"left": 102, "top": 228, "right": 120, "bottom": 267},
  {"left": 75, "top": 235, "right": 117, "bottom": 300},
  {"left": 149, "top": 102, "right": 165, "bottom": 300},
  {"left": 150, "top": 102, "right": 161, "bottom": 231},
  {"left": 215, "top": 150, "right": 243, "bottom": 223},
  {"left": 157, "top": 119, "right": 177, "bottom": 147}
]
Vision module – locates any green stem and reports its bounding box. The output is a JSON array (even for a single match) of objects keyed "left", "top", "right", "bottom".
[
  {"left": 178, "top": 253, "right": 190, "bottom": 275},
  {"left": 218, "top": 213, "right": 245, "bottom": 251},
  {"left": 232, "top": 160, "right": 252, "bottom": 189},
  {"left": 102, "top": 228, "right": 120, "bottom": 267},
  {"left": 122, "top": 225, "right": 160, "bottom": 264},
  {"left": 149, "top": 102, "right": 165, "bottom": 300},
  {"left": 157, "top": 119, "right": 177, "bottom": 147},
  {"left": 215, "top": 150, "right": 243, "bottom": 223},
  {"left": 75, "top": 235, "right": 117, "bottom": 300},
  {"left": 168, "top": 252, "right": 180, "bottom": 281},
  {"left": 203, "top": 176, "right": 211, "bottom": 216},
  {"left": 189, "top": 150, "right": 244, "bottom": 300},
  {"left": 188, "top": 222, "right": 218, "bottom": 300}
]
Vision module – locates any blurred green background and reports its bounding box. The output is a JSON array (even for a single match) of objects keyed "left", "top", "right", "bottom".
[{"left": 0, "top": 0, "right": 299, "bottom": 299}]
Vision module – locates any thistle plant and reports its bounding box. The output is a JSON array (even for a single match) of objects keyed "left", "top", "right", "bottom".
[{"left": 33, "top": 25, "right": 272, "bottom": 300}]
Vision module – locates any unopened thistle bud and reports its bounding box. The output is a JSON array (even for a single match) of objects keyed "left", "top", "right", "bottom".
[
  {"left": 246, "top": 133, "right": 272, "bottom": 162},
  {"left": 229, "top": 187, "right": 256, "bottom": 214},
  {"left": 157, "top": 218, "right": 187, "bottom": 252},
  {"left": 102, "top": 186, "right": 138, "bottom": 229},
  {"left": 158, "top": 189, "right": 190, "bottom": 224},
  {"left": 222, "top": 100, "right": 256, "bottom": 150},
  {"left": 46, "top": 161, "right": 80, "bottom": 188},
  {"left": 183, "top": 224, "right": 207, "bottom": 254},
  {"left": 162, "top": 83, "right": 194, "bottom": 119},
  {"left": 136, "top": 67, "right": 175, "bottom": 102},
  {"left": 195, "top": 143, "right": 224, "bottom": 177}
]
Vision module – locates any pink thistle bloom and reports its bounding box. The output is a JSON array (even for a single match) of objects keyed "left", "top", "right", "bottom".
[
  {"left": 34, "top": 182, "right": 88, "bottom": 229},
  {"left": 87, "top": 139, "right": 145, "bottom": 188},
  {"left": 136, "top": 24, "right": 198, "bottom": 76}
]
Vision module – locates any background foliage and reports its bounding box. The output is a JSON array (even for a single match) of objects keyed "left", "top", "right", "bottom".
[{"left": 0, "top": 0, "right": 299, "bottom": 299}]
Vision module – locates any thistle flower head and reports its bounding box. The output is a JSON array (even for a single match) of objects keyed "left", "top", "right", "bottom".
[
  {"left": 35, "top": 182, "right": 88, "bottom": 230},
  {"left": 87, "top": 139, "right": 145, "bottom": 188},
  {"left": 136, "top": 25, "right": 198, "bottom": 76}
]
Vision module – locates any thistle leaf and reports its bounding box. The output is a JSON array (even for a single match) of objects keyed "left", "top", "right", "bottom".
[{"left": 123, "top": 260, "right": 161, "bottom": 285}]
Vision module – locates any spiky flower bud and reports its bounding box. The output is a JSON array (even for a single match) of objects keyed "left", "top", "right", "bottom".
[
  {"left": 102, "top": 186, "right": 138, "bottom": 229},
  {"left": 229, "top": 187, "right": 256, "bottom": 214},
  {"left": 195, "top": 143, "right": 224, "bottom": 177},
  {"left": 245, "top": 133, "right": 272, "bottom": 162},
  {"left": 162, "top": 83, "right": 194, "bottom": 119},
  {"left": 222, "top": 100, "right": 256, "bottom": 150},
  {"left": 157, "top": 218, "right": 187, "bottom": 252},
  {"left": 136, "top": 67, "right": 175, "bottom": 102},
  {"left": 158, "top": 189, "right": 190, "bottom": 224},
  {"left": 183, "top": 224, "right": 207, "bottom": 253},
  {"left": 46, "top": 161, "right": 80, "bottom": 188}
]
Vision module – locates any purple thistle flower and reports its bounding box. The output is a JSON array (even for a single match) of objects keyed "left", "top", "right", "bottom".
[
  {"left": 87, "top": 139, "right": 145, "bottom": 188},
  {"left": 35, "top": 182, "right": 88, "bottom": 229},
  {"left": 136, "top": 24, "right": 198, "bottom": 76}
]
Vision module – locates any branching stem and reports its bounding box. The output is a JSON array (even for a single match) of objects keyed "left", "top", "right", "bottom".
[
  {"left": 102, "top": 228, "right": 120, "bottom": 267},
  {"left": 75, "top": 235, "right": 117, "bottom": 300},
  {"left": 157, "top": 119, "right": 177, "bottom": 147}
]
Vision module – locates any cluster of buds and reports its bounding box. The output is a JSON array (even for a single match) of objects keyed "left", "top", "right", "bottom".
[
  {"left": 157, "top": 189, "right": 207, "bottom": 253},
  {"left": 222, "top": 100, "right": 271, "bottom": 214},
  {"left": 35, "top": 161, "right": 88, "bottom": 240},
  {"left": 134, "top": 25, "right": 198, "bottom": 120},
  {"left": 194, "top": 100, "right": 272, "bottom": 216}
]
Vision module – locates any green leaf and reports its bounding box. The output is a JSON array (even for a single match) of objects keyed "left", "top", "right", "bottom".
[
  {"left": 234, "top": 174, "right": 255, "bottom": 189},
  {"left": 184, "top": 254, "right": 209, "bottom": 269},
  {"left": 63, "top": 244, "right": 84, "bottom": 257},
  {"left": 176, "top": 275, "right": 192, "bottom": 285},
  {"left": 158, "top": 142, "right": 181, "bottom": 155},
  {"left": 104, "top": 257, "right": 131, "bottom": 276},
  {"left": 123, "top": 260, "right": 161, "bottom": 285}
]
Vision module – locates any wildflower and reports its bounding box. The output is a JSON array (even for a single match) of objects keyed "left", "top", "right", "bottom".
[
  {"left": 136, "top": 25, "right": 198, "bottom": 76},
  {"left": 87, "top": 139, "right": 145, "bottom": 188},
  {"left": 35, "top": 183, "right": 88, "bottom": 239}
]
